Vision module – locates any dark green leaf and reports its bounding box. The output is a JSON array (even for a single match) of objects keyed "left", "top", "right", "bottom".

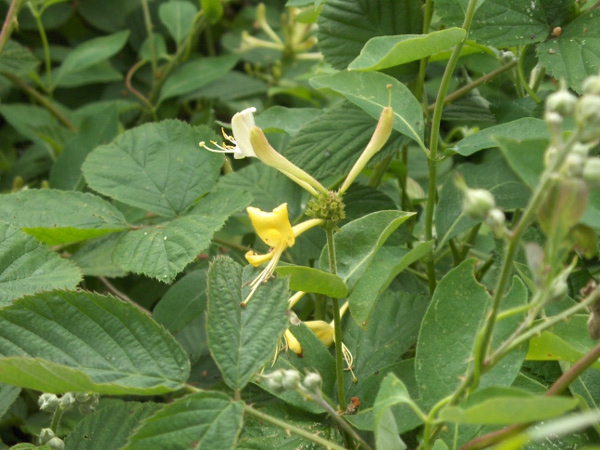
[
  {"left": 159, "top": 1, "right": 198, "bottom": 45},
  {"left": 0, "top": 40, "right": 39, "bottom": 77},
  {"left": 276, "top": 265, "right": 347, "bottom": 298}
]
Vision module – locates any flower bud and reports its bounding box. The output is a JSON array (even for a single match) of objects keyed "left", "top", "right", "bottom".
[
  {"left": 60, "top": 392, "right": 76, "bottom": 410},
  {"left": 38, "top": 393, "right": 59, "bottom": 412},
  {"left": 583, "top": 157, "right": 600, "bottom": 186},
  {"left": 263, "top": 370, "right": 285, "bottom": 394},
  {"left": 548, "top": 277, "right": 568, "bottom": 302},
  {"left": 302, "top": 372, "right": 322, "bottom": 394},
  {"left": 485, "top": 208, "right": 506, "bottom": 237},
  {"left": 47, "top": 437, "right": 65, "bottom": 450},
  {"left": 463, "top": 188, "right": 495, "bottom": 219},
  {"left": 39, "top": 428, "right": 55, "bottom": 444},
  {"left": 546, "top": 88, "right": 577, "bottom": 117},
  {"left": 281, "top": 369, "right": 301, "bottom": 390},
  {"left": 571, "top": 141, "right": 593, "bottom": 157},
  {"left": 564, "top": 153, "right": 586, "bottom": 178},
  {"left": 577, "top": 95, "right": 600, "bottom": 142},
  {"left": 582, "top": 75, "right": 600, "bottom": 95}
]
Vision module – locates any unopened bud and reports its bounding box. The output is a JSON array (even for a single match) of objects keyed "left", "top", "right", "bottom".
[
  {"left": 281, "top": 369, "right": 301, "bottom": 390},
  {"left": 500, "top": 51, "right": 515, "bottom": 64},
  {"left": 38, "top": 393, "right": 59, "bottom": 412},
  {"left": 584, "top": 158, "right": 600, "bottom": 186},
  {"left": 485, "top": 208, "right": 506, "bottom": 237},
  {"left": 463, "top": 188, "right": 495, "bottom": 219},
  {"left": 39, "top": 428, "right": 55, "bottom": 444},
  {"left": 263, "top": 370, "right": 285, "bottom": 394},
  {"left": 577, "top": 95, "right": 600, "bottom": 142},
  {"left": 548, "top": 278, "right": 568, "bottom": 302},
  {"left": 582, "top": 75, "right": 600, "bottom": 95},
  {"left": 546, "top": 88, "right": 577, "bottom": 117},
  {"left": 564, "top": 153, "right": 586, "bottom": 178},
  {"left": 545, "top": 111, "right": 563, "bottom": 129},
  {"left": 47, "top": 437, "right": 65, "bottom": 450},
  {"left": 302, "top": 372, "right": 322, "bottom": 393},
  {"left": 60, "top": 392, "right": 76, "bottom": 409},
  {"left": 571, "top": 141, "right": 593, "bottom": 157}
]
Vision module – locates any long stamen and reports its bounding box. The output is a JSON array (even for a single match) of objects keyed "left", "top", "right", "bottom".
[
  {"left": 242, "top": 247, "right": 284, "bottom": 306},
  {"left": 342, "top": 343, "right": 358, "bottom": 383}
]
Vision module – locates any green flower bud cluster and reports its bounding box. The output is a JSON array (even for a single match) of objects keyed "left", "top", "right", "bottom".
[
  {"left": 38, "top": 391, "right": 99, "bottom": 415},
  {"left": 39, "top": 428, "right": 64, "bottom": 450},
  {"left": 306, "top": 191, "right": 346, "bottom": 228},
  {"left": 261, "top": 369, "right": 323, "bottom": 396}
]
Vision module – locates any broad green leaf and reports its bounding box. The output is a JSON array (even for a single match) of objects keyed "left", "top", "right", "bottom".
[
  {"left": 317, "top": 0, "right": 423, "bottom": 70},
  {"left": 343, "top": 183, "right": 398, "bottom": 223},
  {"left": 538, "top": 9, "right": 600, "bottom": 93},
  {"left": 112, "top": 187, "right": 251, "bottom": 282},
  {"left": 255, "top": 106, "right": 323, "bottom": 136},
  {"left": 562, "top": 359, "right": 600, "bottom": 410},
  {"left": 0, "top": 290, "right": 190, "bottom": 395},
  {"left": 200, "top": 0, "right": 224, "bottom": 24},
  {"left": 373, "top": 373, "right": 421, "bottom": 450},
  {"left": 0, "top": 383, "right": 20, "bottom": 421},
  {"left": 70, "top": 234, "right": 127, "bottom": 278},
  {"left": 192, "top": 71, "right": 267, "bottom": 102},
  {"left": 436, "top": 0, "right": 559, "bottom": 46},
  {"left": 416, "top": 259, "right": 490, "bottom": 409},
  {"left": 65, "top": 402, "right": 162, "bottom": 450},
  {"left": 441, "top": 395, "right": 577, "bottom": 425},
  {"left": 0, "top": 190, "right": 128, "bottom": 245},
  {"left": 497, "top": 137, "right": 547, "bottom": 188},
  {"left": 349, "top": 28, "right": 466, "bottom": 71},
  {"left": 124, "top": 392, "right": 243, "bottom": 450},
  {"left": 207, "top": 257, "right": 290, "bottom": 390},
  {"left": 284, "top": 103, "right": 408, "bottom": 180},
  {"left": 0, "top": 103, "right": 73, "bottom": 146},
  {"left": 158, "top": 54, "right": 239, "bottom": 103},
  {"left": 0, "top": 40, "right": 39, "bottom": 76},
  {"left": 50, "top": 102, "right": 120, "bottom": 190},
  {"left": 527, "top": 315, "right": 600, "bottom": 369},
  {"left": 77, "top": 0, "right": 141, "bottom": 33},
  {"left": 348, "top": 241, "right": 433, "bottom": 329},
  {"left": 54, "top": 61, "right": 122, "bottom": 88},
  {"left": 276, "top": 266, "right": 347, "bottom": 298},
  {"left": 447, "top": 118, "right": 548, "bottom": 157},
  {"left": 319, "top": 210, "right": 415, "bottom": 288},
  {"left": 0, "top": 222, "right": 82, "bottom": 304},
  {"left": 310, "top": 71, "right": 425, "bottom": 149},
  {"left": 53, "top": 30, "right": 130, "bottom": 88},
  {"left": 153, "top": 270, "right": 207, "bottom": 334},
  {"left": 159, "top": 1, "right": 197, "bottom": 45},
  {"left": 83, "top": 120, "right": 222, "bottom": 217}
]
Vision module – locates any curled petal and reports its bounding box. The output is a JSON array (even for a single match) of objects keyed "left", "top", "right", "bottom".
[
  {"left": 247, "top": 203, "right": 295, "bottom": 248},
  {"left": 245, "top": 250, "right": 274, "bottom": 267},
  {"left": 305, "top": 320, "right": 334, "bottom": 347},
  {"left": 284, "top": 329, "right": 303, "bottom": 357}
]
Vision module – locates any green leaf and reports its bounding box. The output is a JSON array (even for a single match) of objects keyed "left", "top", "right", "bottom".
[
  {"left": 112, "top": 187, "right": 251, "bottom": 282},
  {"left": 317, "top": 0, "right": 423, "bottom": 70},
  {"left": 0, "top": 290, "right": 190, "bottom": 395},
  {"left": 538, "top": 9, "right": 600, "bottom": 93},
  {"left": 70, "top": 234, "right": 126, "bottom": 278},
  {"left": 83, "top": 120, "right": 222, "bottom": 217},
  {"left": 0, "top": 383, "right": 20, "bottom": 421},
  {"left": 0, "top": 190, "right": 128, "bottom": 245},
  {"left": 440, "top": 394, "right": 578, "bottom": 425},
  {"left": 448, "top": 118, "right": 548, "bottom": 157},
  {"left": 255, "top": 106, "right": 323, "bottom": 136},
  {"left": 0, "top": 222, "right": 82, "bottom": 304},
  {"left": 416, "top": 259, "right": 490, "bottom": 409},
  {"left": 53, "top": 30, "right": 130, "bottom": 88},
  {"left": 276, "top": 265, "right": 347, "bottom": 298},
  {"left": 0, "top": 103, "right": 73, "bottom": 146},
  {"left": 200, "top": 0, "right": 224, "bottom": 24},
  {"left": 54, "top": 61, "right": 122, "bottom": 88},
  {"left": 153, "top": 270, "right": 207, "bottom": 334},
  {"left": 65, "top": 402, "right": 162, "bottom": 450},
  {"left": 348, "top": 241, "right": 433, "bottom": 329},
  {"left": 207, "top": 257, "right": 290, "bottom": 390},
  {"left": 436, "top": 0, "right": 553, "bottom": 46},
  {"left": 349, "top": 28, "right": 466, "bottom": 71},
  {"left": 319, "top": 210, "right": 415, "bottom": 288},
  {"left": 159, "top": 1, "right": 197, "bottom": 45},
  {"left": 373, "top": 373, "right": 422, "bottom": 450},
  {"left": 0, "top": 40, "right": 39, "bottom": 77},
  {"left": 158, "top": 54, "right": 239, "bottom": 103},
  {"left": 497, "top": 137, "right": 547, "bottom": 188},
  {"left": 124, "top": 392, "right": 243, "bottom": 450},
  {"left": 310, "top": 71, "right": 425, "bottom": 149}
]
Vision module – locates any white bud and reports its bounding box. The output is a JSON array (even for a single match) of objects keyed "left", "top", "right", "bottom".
[
  {"left": 577, "top": 95, "right": 600, "bottom": 142},
  {"left": 463, "top": 188, "right": 495, "bottom": 219},
  {"left": 281, "top": 369, "right": 301, "bottom": 390},
  {"left": 548, "top": 278, "right": 568, "bottom": 302},
  {"left": 564, "top": 153, "right": 586, "bottom": 178},
  {"left": 47, "top": 437, "right": 65, "bottom": 450},
  {"left": 546, "top": 88, "right": 577, "bottom": 117},
  {"left": 263, "top": 370, "right": 285, "bottom": 394},
  {"left": 582, "top": 75, "right": 600, "bottom": 95},
  {"left": 485, "top": 208, "right": 506, "bottom": 237},
  {"left": 39, "top": 428, "right": 55, "bottom": 444},
  {"left": 571, "top": 141, "right": 593, "bottom": 157},
  {"left": 60, "top": 393, "right": 76, "bottom": 409},
  {"left": 302, "top": 372, "right": 322, "bottom": 393},
  {"left": 38, "top": 393, "right": 59, "bottom": 412},
  {"left": 584, "top": 158, "right": 600, "bottom": 186}
]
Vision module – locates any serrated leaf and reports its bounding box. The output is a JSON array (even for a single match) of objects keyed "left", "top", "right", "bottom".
[
  {"left": 70, "top": 234, "right": 127, "bottom": 278},
  {"left": 0, "top": 40, "right": 39, "bottom": 77},
  {"left": 349, "top": 28, "right": 466, "bottom": 71},
  {"left": 125, "top": 392, "right": 243, "bottom": 450},
  {"left": 113, "top": 187, "right": 251, "bottom": 282},
  {"left": 497, "top": 137, "right": 547, "bottom": 188},
  {"left": 317, "top": 0, "right": 423, "bottom": 70},
  {"left": 255, "top": 106, "right": 323, "bottom": 136},
  {"left": 0, "top": 190, "right": 128, "bottom": 245},
  {"left": 538, "top": 8, "right": 600, "bottom": 93},
  {"left": 65, "top": 402, "right": 162, "bottom": 450},
  {"left": 159, "top": 1, "right": 198, "bottom": 45},
  {"left": 310, "top": 71, "right": 425, "bottom": 149},
  {"left": 0, "top": 290, "right": 190, "bottom": 395},
  {"left": 348, "top": 241, "right": 433, "bottom": 329},
  {"left": 319, "top": 210, "right": 415, "bottom": 289},
  {"left": 53, "top": 30, "right": 130, "bottom": 88},
  {"left": 158, "top": 54, "right": 238, "bottom": 103},
  {"left": 83, "top": 120, "right": 222, "bottom": 217},
  {"left": 0, "top": 222, "right": 82, "bottom": 304},
  {"left": 207, "top": 257, "right": 290, "bottom": 390},
  {"left": 276, "top": 265, "right": 347, "bottom": 298}
]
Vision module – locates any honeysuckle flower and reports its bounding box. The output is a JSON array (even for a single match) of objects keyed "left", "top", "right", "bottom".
[
  {"left": 243, "top": 204, "right": 323, "bottom": 305},
  {"left": 199, "top": 107, "right": 257, "bottom": 159}
]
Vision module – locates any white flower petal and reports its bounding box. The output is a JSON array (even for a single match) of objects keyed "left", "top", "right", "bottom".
[{"left": 231, "top": 107, "right": 257, "bottom": 158}]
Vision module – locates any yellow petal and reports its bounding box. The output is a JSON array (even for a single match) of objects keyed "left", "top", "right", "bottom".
[
  {"left": 284, "top": 329, "right": 303, "bottom": 357},
  {"left": 247, "top": 203, "right": 295, "bottom": 248},
  {"left": 245, "top": 250, "right": 274, "bottom": 267},
  {"left": 305, "top": 320, "right": 334, "bottom": 347}
]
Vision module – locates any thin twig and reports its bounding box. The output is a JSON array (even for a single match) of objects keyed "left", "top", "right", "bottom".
[
  {"left": 0, "top": 0, "right": 26, "bottom": 55},
  {"left": 99, "top": 277, "right": 151, "bottom": 316}
]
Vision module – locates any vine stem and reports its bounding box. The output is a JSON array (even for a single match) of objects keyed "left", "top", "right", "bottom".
[
  {"left": 0, "top": 0, "right": 26, "bottom": 55},
  {"left": 141, "top": 0, "right": 158, "bottom": 77},
  {"left": 424, "top": 0, "right": 479, "bottom": 295},
  {"left": 243, "top": 404, "right": 347, "bottom": 450}
]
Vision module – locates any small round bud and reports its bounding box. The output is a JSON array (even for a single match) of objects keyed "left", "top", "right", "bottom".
[
  {"left": 582, "top": 75, "right": 600, "bottom": 95},
  {"left": 39, "top": 428, "right": 55, "bottom": 444},
  {"left": 281, "top": 369, "right": 301, "bottom": 391},
  {"left": 571, "top": 141, "right": 593, "bottom": 157},
  {"left": 584, "top": 158, "right": 600, "bottom": 186},
  {"left": 548, "top": 278, "right": 568, "bottom": 302},
  {"left": 38, "top": 393, "right": 59, "bottom": 412},
  {"left": 47, "top": 437, "right": 65, "bottom": 450},
  {"left": 577, "top": 95, "right": 600, "bottom": 142},
  {"left": 546, "top": 88, "right": 577, "bottom": 117},
  {"left": 302, "top": 372, "right": 322, "bottom": 393},
  {"left": 60, "top": 392, "right": 76, "bottom": 410},
  {"left": 500, "top": 51, "right": 515, "bottom": 64},
  {"left": 485, "top": 208, "right": 506, "bottom": 237},
  {"left": 564, "top": 153, "right": 586, "bottom": 178},
  {"left": 544, "top": 111, "right": 563, "bottom": 129},
  {"left": 463, "top": 188, "right": 495, "bottom": 219},
  {"left": 263, "top": 370, "right": 285, "bottom": 394}
]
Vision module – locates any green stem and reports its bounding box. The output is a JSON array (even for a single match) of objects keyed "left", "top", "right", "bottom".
[
  {"left": 50, "top": 405, "right": 64, "bottom": 434},
  {"left": 424, "top": 0, "right": 479, "bottom": 295},
  {"left": 414, "top": 0, "right": 434, "bottom": 106},
  {"left": 243, "top": 404, "right": 347, "bottom": 450},
  {"left": 0, "top": 0, "right": 26, "bottom": 55},
  {"left": 517, "top": 46, "right": 541, "bottom": 102},
  {"left": 367, "top": 153, "right": 394, "bottom": 189},
  {"left": 29, "top": 5, "right": 53, "bottom": 93},
  {"left": 141, "top": 0, "right": 158, "bottom": 76}
]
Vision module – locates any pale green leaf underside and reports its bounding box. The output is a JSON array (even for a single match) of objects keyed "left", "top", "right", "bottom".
[
  {"left": 276, "top": 265, "right": 347, "bottom": 298},
  {"left": 349, "top": 28, "right": 466, "bottom": 71},
  {"left": 0, "top": 290, "right": 190, "bottom": 395},
  {"left": 0, "top": 222, "right": 82, "bottom": 304}
]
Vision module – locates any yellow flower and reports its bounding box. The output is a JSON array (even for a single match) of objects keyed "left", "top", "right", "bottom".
[
  {"left": 200, "top": 107, "right": 257, "bottom": 159},
  {"left": 242, "top": 204, "right": 322, "bottom": 305}
]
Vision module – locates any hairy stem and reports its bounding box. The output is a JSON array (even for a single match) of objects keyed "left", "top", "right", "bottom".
[{"left": 0, "top": 0, "right": 26, "bottom": 55}]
